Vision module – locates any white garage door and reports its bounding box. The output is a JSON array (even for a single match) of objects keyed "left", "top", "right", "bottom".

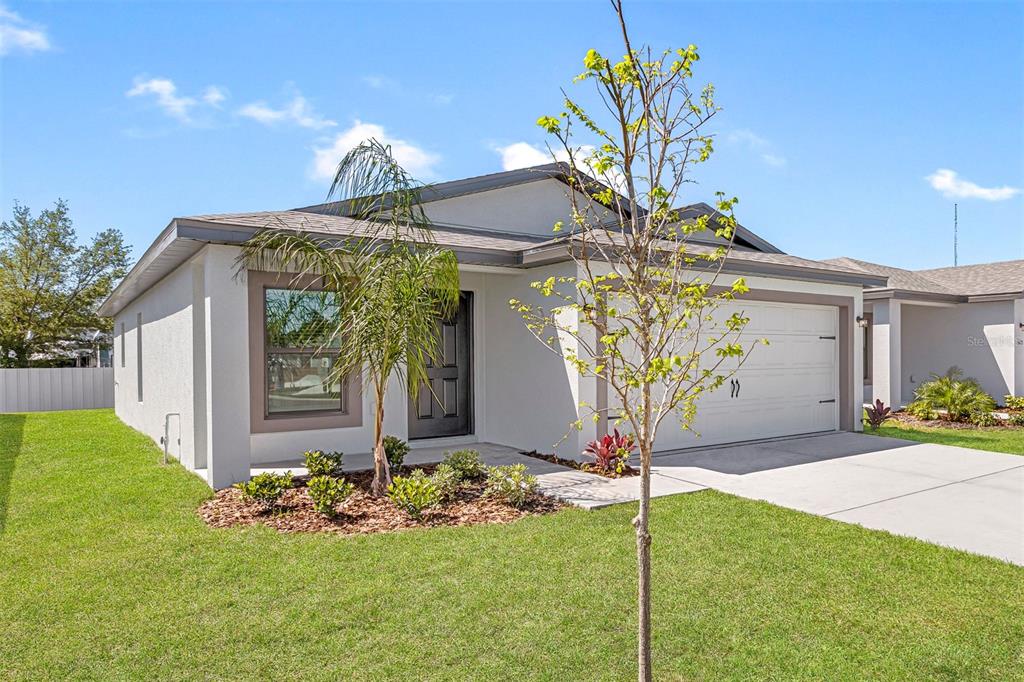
[{"left": 650, "top": 300, "right": 840, "bottom": 451}]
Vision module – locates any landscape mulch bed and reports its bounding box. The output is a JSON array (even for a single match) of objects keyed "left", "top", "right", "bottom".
[
  {"left": 890, "top": 411, "right": 1020, "bottom": 431},
  {"left": 519, "top": 450, "right": 638, "bottom": 478},
  {"left": 198, "top": 465, "right": 564, "bottom": 535}
]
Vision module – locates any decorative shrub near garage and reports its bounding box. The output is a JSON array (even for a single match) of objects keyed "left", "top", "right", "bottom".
[
  {"left": 907, "top": 367, "right": 996, "bottom": 422},
  {"left": 969, "top": 411, "right": 1000, "bottom": 427},
  {"left": 1004, "top": 395, "right": 1024, "bottom": 411}
]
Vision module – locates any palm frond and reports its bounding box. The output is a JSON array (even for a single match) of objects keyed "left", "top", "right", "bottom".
[{"left": 326, "top": 139, "right": 435, "bottom": 244}]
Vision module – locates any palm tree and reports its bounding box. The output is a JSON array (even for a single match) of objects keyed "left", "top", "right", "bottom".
[{"left": 239, "top": 140, "right": 460, "bottom": 494}]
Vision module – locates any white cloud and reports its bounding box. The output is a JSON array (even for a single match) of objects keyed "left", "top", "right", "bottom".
[
  {"left": 126, "top": 77, "right": 196, "bottom": 122},
  {"left": 311, "top": 120, "right": 440, "bottom": 181},
  {"left": 727, "top": 129, "right": 787, "bottom": 168},
  {"left": 493, "top": 141, "right": 626, "bottom": 191},
  {"left": 238, "top": 92, "right": 336, "bottom": 130},
  {"left": 202, "top": 85, "right": 227, "bottom": 107},
  {"left": 494, "top": 141, "right": 562, "bottom": 170},
  {"left": 925, "top": 168, "right": 1020, "bottom": 202},
  {"left": 0, "top": 5, "right": 51, "bottom": 56},
  {"left": 126, "top": 76, "right": 226, "bottom": 125}
]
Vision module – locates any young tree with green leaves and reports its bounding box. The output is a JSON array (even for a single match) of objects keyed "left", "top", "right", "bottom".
[
  {"left": 510, "top": 2, "right": 761, "bottom": 678},
  {"left": 0, "top": 200, "right": 130, "bottom": 367},
  {"left": 239, "top": 141, "right": 459, "bottom": 495}
]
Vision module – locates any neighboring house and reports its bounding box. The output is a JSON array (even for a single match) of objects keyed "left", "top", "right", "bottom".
[
  {"left": 825, "top": 257, "right": 1024, "bottom": 407},
  {"left": 98, "top": 164, "right": 884, "bottom": 488},
  {"left": 27, "top": 330, "right": 112, "bottom": 368}
]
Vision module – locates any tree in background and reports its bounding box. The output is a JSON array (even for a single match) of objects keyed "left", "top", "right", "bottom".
[
  {"left": 0, "top": 201, "right": 131, "bottom": 367},
  {"left": 511, "top": 2, "right": 761, "bottom": 679},
  {"left": 239, "top": 141, "right": 459, "bottom": 495}
]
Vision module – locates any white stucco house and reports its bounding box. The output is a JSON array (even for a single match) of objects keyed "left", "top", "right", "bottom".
[
  {"left": 98, "top": 164, "right": 887, "bottom": 488},
  {"left": 825, "top": 258, "right": 1024, "bottom": 407}
]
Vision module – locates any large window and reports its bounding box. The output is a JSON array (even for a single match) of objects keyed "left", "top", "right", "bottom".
[
  {"left": 264, "top": 287, "right": 345, "bottom": 415},
  {"left": 247, "top": 272, "right": 362, "bottom": 433}
]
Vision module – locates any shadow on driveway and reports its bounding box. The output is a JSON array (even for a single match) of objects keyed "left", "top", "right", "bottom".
[
  {"left": 649, "top": 431, "right": 919, "bottom": 475},
  {"left": 0, "top": 413, "right": 26, "bottom": 535}
]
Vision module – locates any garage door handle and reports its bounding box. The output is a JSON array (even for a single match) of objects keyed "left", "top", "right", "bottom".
[
  {"left": 735, "top": 379, "right": 741, "bottom": 398},
  {"left": 729, "top": 379, "right": 737, "bottom": 398},
  {"left": 819, "top": 399, "right": 836, "bottom": 403},
  {"left": 819, "top": 335, "right": 836, "bottom": 340}
]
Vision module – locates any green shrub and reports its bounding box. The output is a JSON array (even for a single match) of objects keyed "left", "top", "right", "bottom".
[
  {"left": 1004, "top": 395, "right": 1024, "bottom": 410},
  {"left": 307, "top": 475, "right": 354, "bottom": 516},
  {"left": 484, "top": 464, "right": 538, "bottom": 509},
  {"left": 442, "top": 449, "right": 486, "bottom": 480},
  {"left": 969, "top": 411, "right": 999, "bottom": 427},
  {"left": 382, "top": 435, "right": 409, "bottom": 474},
  {"left": 430, "top": 463, "right": 463, "bottom": 502},
  {"left": 1009, "top": 413, "right": 1024, "bottom": 427},
  {"left": 235, "top": 471, "right": 293, "bottom": 509},
  {"left": 387, "top": 469, "right": 439, "bottom": 520},
  {"left": 912, "top": 367, "right": 995, "bottom": 422},
  {"left": 303, "top": 450, "right": 344, "bottom": 477},
  {"left": 906, "top": 400, "right": 937, "bottom": 421}
]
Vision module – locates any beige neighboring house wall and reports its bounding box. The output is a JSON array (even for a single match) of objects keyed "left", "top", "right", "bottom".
[
  {"left": 898, "top": 300, "right": 1017, "bottom": 404},
  {"left": 827, "top": 256, "right": 1024, "bottom": 406}
]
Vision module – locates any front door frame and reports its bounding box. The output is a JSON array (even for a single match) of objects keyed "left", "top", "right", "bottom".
[{"left": 407, "top": 290, "right": 474, "bottom": 440}]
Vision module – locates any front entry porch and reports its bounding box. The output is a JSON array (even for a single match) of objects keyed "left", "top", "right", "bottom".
[{"left": 251, "top": 441, "right": 573, "bottom": 478}]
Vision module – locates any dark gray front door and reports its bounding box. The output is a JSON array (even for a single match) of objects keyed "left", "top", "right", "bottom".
[{"left": 408, "top": 292, "right": 472, "bottom": 439}]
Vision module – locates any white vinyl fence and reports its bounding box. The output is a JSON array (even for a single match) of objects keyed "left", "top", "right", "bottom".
[{"left": 0, "top": 368, "right": 114, "bottom": 413}]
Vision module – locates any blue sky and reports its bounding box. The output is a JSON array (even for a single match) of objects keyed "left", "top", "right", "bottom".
[{"left": 2, "top": 1, "right": 1021, "bottom": 270}]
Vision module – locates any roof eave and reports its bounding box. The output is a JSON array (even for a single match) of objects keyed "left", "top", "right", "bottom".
[
  {"left": 98, "top": 219, "right": 525, "bottom": 318},
  {"left": 863, "top": 288, "right": 966, "bottom": 303},
  {"left": 521, "top": 243, "right": 888, "bottom": 287}
]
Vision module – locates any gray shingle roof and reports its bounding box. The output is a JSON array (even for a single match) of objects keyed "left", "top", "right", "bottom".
[
  {"left": 185, "top": 210, "right": 548, "bottom": 253},
  {"left": 184, "top": 210, "right": 879, "bottom": 283},
  {"left": 526, "top": 233, "right": 885, "bottom": 283},
  {"left": 824, "top": 257, "right": 1024, "bottom": 298},
  {"left": 916, "top": 261, "right": 1024, "bottom": 296}
]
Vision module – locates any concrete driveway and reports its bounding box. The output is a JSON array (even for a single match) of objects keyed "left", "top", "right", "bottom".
[{"left": 539, "top": 432, "right": 1024, "bottom": 566}]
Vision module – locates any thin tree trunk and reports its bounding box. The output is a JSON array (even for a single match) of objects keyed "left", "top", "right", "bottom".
[
  {"left": 634, "top": 455, "right": 652, "bottom": 682},
  {"left": 634, "top": 385, "right": 653, "bottom": 682},
  {"left": 370, "top": 378, "right": 391, "bottom": 496}
]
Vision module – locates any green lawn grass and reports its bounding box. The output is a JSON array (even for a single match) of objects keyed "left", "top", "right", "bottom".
[
  {"left": 1, "top": 410, "right": 1022, "bottom": 681},
  {"left": 870, "top": 419, "right": 1024, "bottom": 456}
]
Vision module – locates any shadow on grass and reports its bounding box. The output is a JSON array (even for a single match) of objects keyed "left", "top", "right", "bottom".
[{"left": 0, "top": 413, "right": 26, "bottom": 534}]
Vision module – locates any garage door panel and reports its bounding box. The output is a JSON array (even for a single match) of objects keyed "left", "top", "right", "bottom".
[
  {"left": 650, "top": 300, "right": 839, "bottom": 452},
  {"left": 734, "top": 368, "right": 835, "bottom": 403},
  {"left": 738, "top": 336, "right": 834, "bottom": 370},
  {"left": 787, "top": 306, "right": 836, "bottom": 336}
]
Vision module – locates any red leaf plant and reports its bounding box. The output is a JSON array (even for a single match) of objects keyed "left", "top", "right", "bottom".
[
  {"left": 583, "top": 429, "right": 637, "bottom": 474},
  {"left": 864, "top": 399, "right": 891, "bottom": 430}
]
